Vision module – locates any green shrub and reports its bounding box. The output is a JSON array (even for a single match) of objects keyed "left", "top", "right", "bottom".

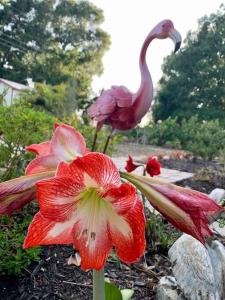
[
  {"left": 0, "top": 102, "right": 55, "bottom": 181},
  {"left": 0, "top": 213, "right": 40, "bottom": 275},
  {"left": 130, "top": 116, "right": 225, "bottom": 160},
  {"left": 181, "top": 117, "right": 225, "bottom": 160}
]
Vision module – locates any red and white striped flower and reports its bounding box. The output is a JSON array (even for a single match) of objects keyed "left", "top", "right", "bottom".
[
  {"left": 24, "top": 153, "right": 146, "bottom": 270},
  {"left": 0, "top": 124, "right": 88, "bottom": 215}
]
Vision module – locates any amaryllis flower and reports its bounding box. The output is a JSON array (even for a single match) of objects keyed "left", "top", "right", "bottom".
[
  {"left": 26, "top": 123, "right": 87, "bottom": 175},
  {"left": 125, "top": 155, "right": 141, "bottom": 172},
  {"left": 24, "top": 153, "right": 146, "bottom": 270},
  {"left": 121, "top": 172, "right": 224, "bottom": 244},
  {"left": 146, "top": 157, "right": 161, "bottom": 177},
  {"left": 0, "top": 124, "right": 88, "bottom": 215}
]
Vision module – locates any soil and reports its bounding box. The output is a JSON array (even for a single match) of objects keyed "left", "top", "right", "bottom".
[{"left": 0, "top": 143, "right": 225, "bottom": 300}]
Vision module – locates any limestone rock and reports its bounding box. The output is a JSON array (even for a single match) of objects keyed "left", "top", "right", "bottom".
[
  {"left": 168, "top": 234, "right": 225, "bottom": 300},
  {"left": 209, "top": 188, "right": 225, "bottom": 204},
  {"left": 156, "top": 276, "right": 185, "bottom": 300},
  {"left": 209, "top": 188, "right": 225, "bottom": 236}
]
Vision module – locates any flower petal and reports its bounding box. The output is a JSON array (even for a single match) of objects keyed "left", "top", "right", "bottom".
[
  {"left": 74, "top": 153, "right": 120, "bottom": 188},
  {"left": 55, "top": 161, "right": 73, "bottom": 177},
  {"left": 103, "top": 182, "right": 137, "bottom": 214},
  {"left": 125, "top": 155, "right": 140, "bottom": 172},
  {"left": 51, "top": 124, "right": 86, "bottom": 161},
  {"left": 111, "top": 196, "right": 146, "bottom": 263},
  {"left": 25, "top": 154, "right": 61, "bottom": 175},
  {"left": 26, "top": 141, "right": 51, "bottom": 156},
  {"left": 24, "top": 212, "right": 74, "bottom": 248},
  {"left": 72, "top": 219, "right": 112, "bottom": 270},
  {"left": 36, "top": 175, "right": 84, "bottom": 222},
  {"left": 0, "top": 171, "right": 55, "bottom": 215}
]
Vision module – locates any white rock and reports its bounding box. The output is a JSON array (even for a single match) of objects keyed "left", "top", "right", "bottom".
[
  {"left": 156, "top": 276, "right": 185, "bottom": 300},
  {"left": 209, "top": 188, "right": 225, "bottom": 236},
  {"left": 209, "top": 188, "right": 225, "bottom": 204},
  {"left": 168, "top": 234, "right": 225, "bottom": 300}
]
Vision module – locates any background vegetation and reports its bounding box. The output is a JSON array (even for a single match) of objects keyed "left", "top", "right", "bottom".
[
  {"left": 128, "top": 116, "right": 225, "bottom": 160},
  {"left": 0, "top": 0, "right": 110, "bottom": 109},
  {"left": 153, "top": 5, "right": 225, "bottom": 125}
]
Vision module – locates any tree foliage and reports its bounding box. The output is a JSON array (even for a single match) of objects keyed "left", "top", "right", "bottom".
[
  {"left": 22, "top": 82, "right": 78, "bottom": 118},
  {"left": 0, "top": 0, "right": 110, "bottom": 108},
  {"left": 153, "top": 5, "right": 225, "bottom": 124}
]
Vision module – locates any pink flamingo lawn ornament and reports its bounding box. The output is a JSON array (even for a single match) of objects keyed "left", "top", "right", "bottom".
[{"left": 88, "top": 20, "right": 181, "bottom": 152}]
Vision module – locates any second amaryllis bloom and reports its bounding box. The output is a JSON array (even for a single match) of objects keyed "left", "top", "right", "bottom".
[
  {"left": 0, "top": 124, "right": 88, "bottom": 215},
  {"left": 121, "top": 172, "right": 224, "bottom": 244},
  {"left": 24, "top": 153, "right": 146, "bottom": 270},
  {"left": 26, "top": 123, "right": 88, "bottom": 175}
]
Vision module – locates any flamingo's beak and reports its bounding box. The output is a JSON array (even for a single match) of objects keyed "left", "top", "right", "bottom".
[{"left": 169, "top": 28, "right": 182, "bottom": 53}]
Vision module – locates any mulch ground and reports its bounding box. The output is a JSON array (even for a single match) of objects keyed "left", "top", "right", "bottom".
[{"left": 0, "top": 155, "right": 224, "bottom": 300}]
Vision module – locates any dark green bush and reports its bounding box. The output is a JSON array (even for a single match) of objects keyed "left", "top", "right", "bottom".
[
  {"left": 0, "top": 213, "right": 40, "bottom": 275},
  {"left": 130, "top": 116, "right": 225, "bottom": 160}
]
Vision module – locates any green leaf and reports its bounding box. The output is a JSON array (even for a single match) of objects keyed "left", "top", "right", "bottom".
[
  {"left": 121, "top": 289, "right": 134, "bottom": 300},
  {"left": 105, "top": 282, "right": 123, "bottom": 300}
]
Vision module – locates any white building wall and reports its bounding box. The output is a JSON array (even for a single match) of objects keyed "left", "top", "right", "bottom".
[{"left": 0, "top": 83, "right": 23, "bottom": 106}]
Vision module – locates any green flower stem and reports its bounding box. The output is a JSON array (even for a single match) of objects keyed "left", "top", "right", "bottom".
[{"left": 93, "top": 268, "right": 105, "bottom": 300}]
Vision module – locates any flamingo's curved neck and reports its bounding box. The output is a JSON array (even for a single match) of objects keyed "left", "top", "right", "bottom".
[{"left": 133, "top": 32, "right": 156, "bottom": 119}]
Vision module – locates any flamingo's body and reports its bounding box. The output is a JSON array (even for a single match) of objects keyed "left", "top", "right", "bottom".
[{"left": 88, "top": 20, "right": 181, "bottom": 132}]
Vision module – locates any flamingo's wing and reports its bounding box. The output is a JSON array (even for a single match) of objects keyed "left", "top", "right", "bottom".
[
  {"left": 110, "top": 85, "right": 133, "bottom": 108},
  {"left": 88, "top": 86, "right": 133, "bottom": 123}
]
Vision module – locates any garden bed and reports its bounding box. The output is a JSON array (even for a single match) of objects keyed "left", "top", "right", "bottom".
[{"left": 0, "top": 157, "right": 224, "bottom": 300}]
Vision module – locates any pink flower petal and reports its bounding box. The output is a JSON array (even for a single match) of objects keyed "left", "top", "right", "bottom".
[
  {"left": 51, "top": 124, "right": 86, "bottom": 161},
  {"left": 25, "top": 154, "right": 61, "bottom": 175},
  {"left": 24, "top": 212, "right": 74, "bottom": 248},
  {"left": 111, "top": 196, "right": 146, "bottom": 263},
  {"left": 0, "top": 171, "right": 55, "bottom": 215},
  {"left": 26, "top": 141, "right": 51, "bottom": 156}
]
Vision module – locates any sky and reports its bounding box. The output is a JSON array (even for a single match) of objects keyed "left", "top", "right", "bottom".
[{"left": 91, "top": 0, "right": 222, "bottom": 95}]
